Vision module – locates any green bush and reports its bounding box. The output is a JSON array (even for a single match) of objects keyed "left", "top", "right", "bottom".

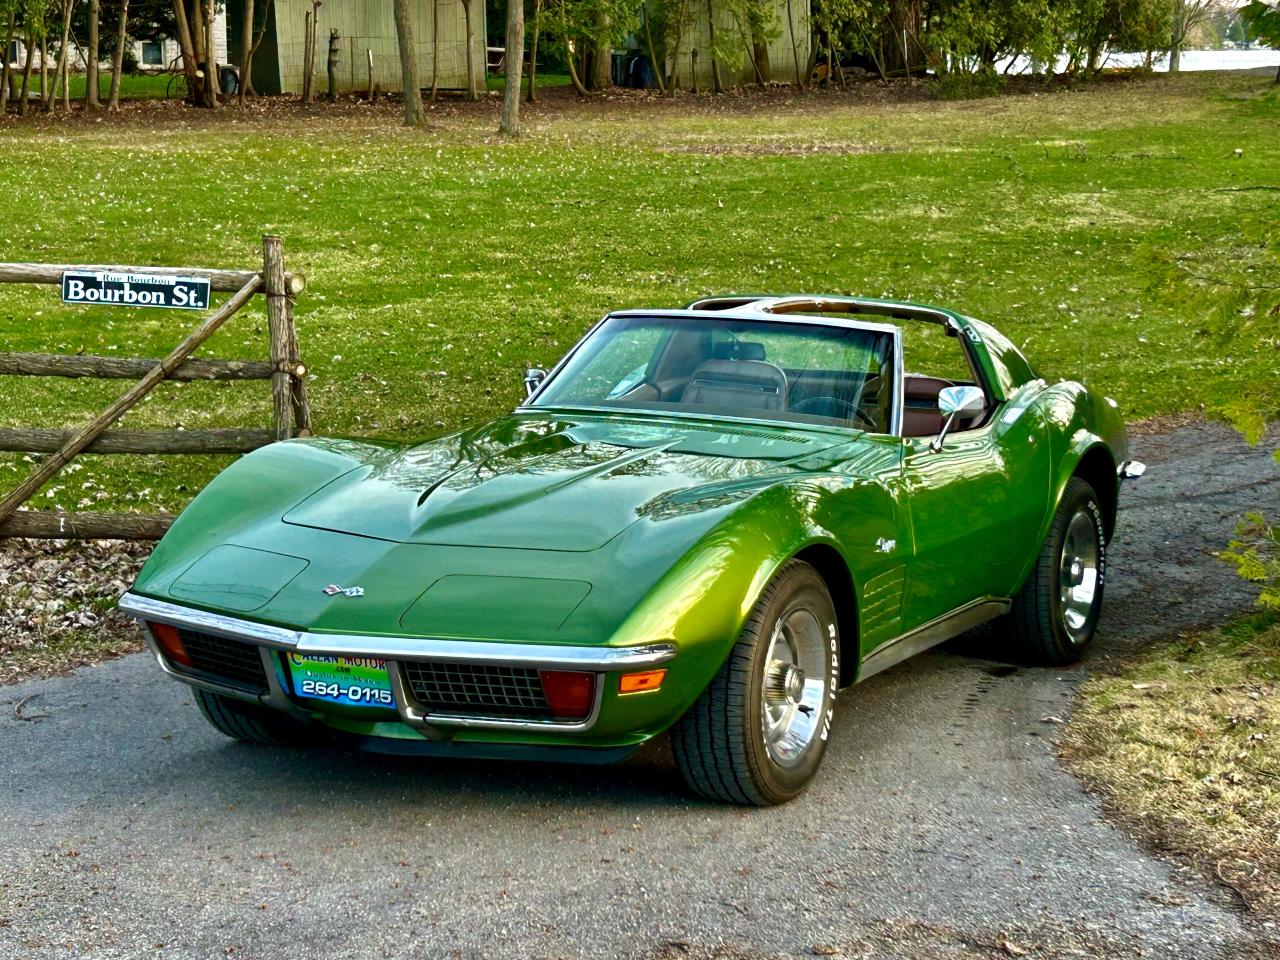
[{"left": 1221, "top": 510, "right": 1280, "bottom": 611}]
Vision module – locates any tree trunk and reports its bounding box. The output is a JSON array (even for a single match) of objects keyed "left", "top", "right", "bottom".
[
  {"left": 462, "top": 0, "right": 479, "bottom": 100},
  {"left": 39, "top": 33, "right": 47, "bottom": 99},
  {"left": 238, "top": 0, "right": 253, "bottom": 103},
  {"left": 205, "top": 0, "right": 218, "bottom": 105},
  {"left": 170, "top": 0, "right": 206, "bottom": 104},
  {"left": 85, "top": 0, "right": 100, "bottom": 108},
  {"left": 525, "top": 0, "right": 540, "bottom": 102},
  {"left": 642, "top": 13, "right": 664, "bottom": 93},
  {"left": 1168, "top": 42, "right": 1181, "bottom": 72},
  {"left": 749, "top": 17, "right": 769, "bottom": 85},
  {"left": 393, "top": 0, "right": 423, "bottom": 123},
  {"left": 588, "top": 15, "right": 610, "bottom": 90},
  {"left": 18, "top": 29, "right": 34, "bottom": 115},
  {"left": 326, "top": 27, "right": 338, "bottom": 98},
  {"left": 785, "top": 0, "right": 802, "bottom": 87},
  {"left": 0, "top": 14, "right": 14, "bottom": 114},
  {"left": 301, "top": 8, "right": 312, "bottom": 100},
  {"left": 498, "top": 0, "right": 523, "bottom": 134},
  {"left": 108, "top": 0, "right": 128, "bottom": 109},
  {"left": 429, "top": 0, "right": 439, "bottom": 99},
  {"left": 42, "top": 2, "right": 71, "bottom": 114}
]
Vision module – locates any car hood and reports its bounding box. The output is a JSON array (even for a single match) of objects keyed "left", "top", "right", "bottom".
[{"left": 282, "top": 413, "right": 857, "bottom": 552}]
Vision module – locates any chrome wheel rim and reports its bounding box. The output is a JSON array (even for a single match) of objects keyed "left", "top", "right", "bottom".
[
  {"left": 1059, "top": 508, "right": 1100, "bottom": 644},
  {"left": 761, "top": 605, "right": 827, "bottom": 767}
]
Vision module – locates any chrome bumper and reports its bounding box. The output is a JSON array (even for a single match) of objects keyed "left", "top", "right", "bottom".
[{"left": 119, "top": 592, "right": 676, "bottom": 738}]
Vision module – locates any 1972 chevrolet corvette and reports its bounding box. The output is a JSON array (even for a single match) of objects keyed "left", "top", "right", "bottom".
[{"left": 121, "top": 294, "right": 1144, "bottom": 805}]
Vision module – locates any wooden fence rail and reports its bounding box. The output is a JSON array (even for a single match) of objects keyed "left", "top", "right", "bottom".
[{"left": 0, "top": 236, "right": 312, "bottom": 541}]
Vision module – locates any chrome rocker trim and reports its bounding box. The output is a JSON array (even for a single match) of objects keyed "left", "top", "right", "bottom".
[{"left": 120, "top": 591, "right": 677, "bottom": 736}]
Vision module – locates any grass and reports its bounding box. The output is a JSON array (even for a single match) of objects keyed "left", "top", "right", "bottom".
[
  {"left": 25, "top": 71, "right": 183, "bottom": 101},
  {"left": 1067, "top": 617, "right": 1280, "bottom": 916},
  {"left": 0, "top": 71, "right": 1275, "bottom": 518}
]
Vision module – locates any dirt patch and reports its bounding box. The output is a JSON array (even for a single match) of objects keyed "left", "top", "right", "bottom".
[{"left": 0, "top": 537, "right": 150, "bottom": 684}]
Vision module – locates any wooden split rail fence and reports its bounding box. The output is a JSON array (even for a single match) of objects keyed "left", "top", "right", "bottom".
[{"left": 0, "top": 235, "right": 312, "bottom": 541}]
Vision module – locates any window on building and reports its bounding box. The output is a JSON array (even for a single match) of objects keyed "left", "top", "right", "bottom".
[{"left": 142, "top": 41, "right": 163, "bottom": 66}]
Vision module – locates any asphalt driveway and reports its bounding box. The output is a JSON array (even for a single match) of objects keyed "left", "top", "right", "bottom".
[{"left": 2, "top": 420, "right": 1278, "bottom": 960}]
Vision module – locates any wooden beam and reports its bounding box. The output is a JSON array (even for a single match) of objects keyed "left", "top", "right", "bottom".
[
  {"left": 0, "top": 509, "right": 173, "bottom": 540},
  {"left": 263, "top": 236, "right": 293, "bottom": 442},
  {"left": 0, "top": 262, "right": 302, "bottom": 294},
  {"left": 0, "top": 427, "right": 275, "bottom": 455},
  {"left": 0, "top": 352, "right": 277, "bottom": 380},
  {"left": 0, "top": 274, "right": 263, "bottom": 527}
]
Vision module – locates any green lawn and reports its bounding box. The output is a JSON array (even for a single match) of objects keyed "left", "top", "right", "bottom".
[
  {"left": 0, "top": 71, "right": 1275, "bottom": 516},
  {"left": 27, "top": 72, "right": 183, "bottom": 101}
]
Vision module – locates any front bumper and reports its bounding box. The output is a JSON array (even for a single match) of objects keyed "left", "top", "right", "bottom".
[{"left": 119, "top": 592, "right": 677, "bottom": 742}]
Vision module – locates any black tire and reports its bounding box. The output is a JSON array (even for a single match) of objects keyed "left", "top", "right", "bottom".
[
  {"left": 1000, "top": 477, "right": 1107, "bottom": 666},
  {"left": 193, "top": 688, "right": 311, "bottom": 746},
  {"left": 671, "top": 559, "right": 840, "bottom": 806}
]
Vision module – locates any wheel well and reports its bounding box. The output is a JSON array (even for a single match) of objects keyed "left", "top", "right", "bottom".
[
  {"left": 1073, "top": 445, "right": 1118, "bottom": 542},
  {"left": 793, "top": 543, "right": 859, "bottom": 687}
]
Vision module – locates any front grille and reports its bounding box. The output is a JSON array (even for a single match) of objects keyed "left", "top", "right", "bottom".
[
  {"left": 402, "top": 661, "right": 552, "bottom": 719},
  {"left": 177, "top": 629, "right": 269, "bottom": 692}
]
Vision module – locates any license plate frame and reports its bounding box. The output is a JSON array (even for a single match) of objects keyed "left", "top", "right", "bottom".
[{"left": 287, "top": 653, "right": 394, "bottom": 708}]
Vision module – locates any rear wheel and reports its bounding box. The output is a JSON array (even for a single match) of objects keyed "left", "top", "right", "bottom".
[
  {"left": 193, "top": 688, "right": 311, "bottom": 746},
  {"left": 671, "top": 560, "right": 839, "bottom": 806},
  {"left": 1000, "top": 477, "right": 1106, "bottom": 665}
]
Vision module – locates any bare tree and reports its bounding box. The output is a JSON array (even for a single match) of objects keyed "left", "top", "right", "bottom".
[
  {"left": 84, "top": 0, "right": 99, "bottom": 107},
  {"left": 1169, "top": 0, "right": 1214, "bottom": 72},
  {"left": 498, "top": 0, "right": 523, "bottom": 134},
  {"left": 392, "top": 0, "right": 423, "bottom": 123},
  {"left": 107, "top": 0, "right": 128, "bottom": 108},
  {"left": 171, "top": 0, "right": 210, "bottom": 105}
]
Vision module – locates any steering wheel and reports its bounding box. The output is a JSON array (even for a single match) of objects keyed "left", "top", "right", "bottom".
[{"left": 791, "top": 395, "right": 878, "bottom": 429}]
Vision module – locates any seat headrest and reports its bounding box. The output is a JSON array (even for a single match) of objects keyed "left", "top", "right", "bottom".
[{"left": 711, "top": 340, "right": 767, "bottom": 361}]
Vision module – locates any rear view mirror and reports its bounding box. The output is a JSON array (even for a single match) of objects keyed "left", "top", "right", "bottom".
[{"left": 929, "top": 385, "right": 986, "bottom": 453}]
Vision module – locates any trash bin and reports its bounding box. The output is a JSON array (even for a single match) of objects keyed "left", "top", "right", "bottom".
[{"left": 219, "top": 65, "right": 240, "bottom": 97}]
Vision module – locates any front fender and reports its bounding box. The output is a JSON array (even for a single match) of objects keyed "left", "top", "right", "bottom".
[
  {"left": 590, "top": 475, "right": 898, "bottom": 737},
  {"left": 134, "top": 437, "right": 394, "bottom": 597}
]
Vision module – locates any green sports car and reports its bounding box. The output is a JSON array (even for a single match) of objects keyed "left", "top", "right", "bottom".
[{"left": 120, "top": 294, "right": 1144, "bottom": 805}]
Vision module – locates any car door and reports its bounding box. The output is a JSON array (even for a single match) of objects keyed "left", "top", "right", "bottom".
[{"left": 897, "top": 384, "right": 1052, "bottom": 631}]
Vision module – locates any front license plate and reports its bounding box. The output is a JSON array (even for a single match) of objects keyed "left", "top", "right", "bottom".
[{"left": 287, "top": 653, "right": 394, "bottom": 708}]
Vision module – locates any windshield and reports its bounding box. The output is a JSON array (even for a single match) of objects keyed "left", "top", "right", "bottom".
[{"left": 530, "top": 315, "right": 895, "bottom": 431}]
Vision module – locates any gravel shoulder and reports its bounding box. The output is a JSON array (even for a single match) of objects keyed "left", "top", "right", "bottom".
[{"left": 1, "top": 420, "right": 1278, "bottom": 960}]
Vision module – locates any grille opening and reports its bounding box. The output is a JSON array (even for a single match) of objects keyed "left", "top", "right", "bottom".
[
  {"left": 403, "top": 662, "right": 558, "bottom": 720},
  {"left": 173, "top": 629, "right": 269, "bottom": 692}
]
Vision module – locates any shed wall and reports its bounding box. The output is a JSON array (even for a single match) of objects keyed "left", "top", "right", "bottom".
[
  {"left": 270, "top": 0, "right": 486, "bottom": 94},
  {"left": 666, "top": 0, "right": 810, "bottom": 88}
]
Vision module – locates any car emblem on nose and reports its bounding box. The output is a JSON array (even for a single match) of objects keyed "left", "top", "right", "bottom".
[{"left": 323, "top": 584, "right": 365, "bottom": 598}]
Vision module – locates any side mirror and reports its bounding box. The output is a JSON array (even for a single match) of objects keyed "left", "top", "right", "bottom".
[
  {"left": 929, "top": 385, "right": 986, "bottom": 453},
  {"left": 523, "top": 367, "right": 548, "bottom": 398}
]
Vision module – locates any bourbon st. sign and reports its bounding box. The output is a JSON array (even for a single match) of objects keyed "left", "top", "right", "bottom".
[{"left": 60, "top": 270, "right": 211, "bottom": 310}]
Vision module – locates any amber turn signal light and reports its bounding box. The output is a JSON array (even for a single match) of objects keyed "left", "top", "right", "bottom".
[
  {"left": 618, "top": 669, "right": 666, "bottom": 695},
  {"left": 538, "top": 670, "right": 595, "bottom": 720},
  {"left": 147, "top": 621, "right": 192, "bottom": 668}
]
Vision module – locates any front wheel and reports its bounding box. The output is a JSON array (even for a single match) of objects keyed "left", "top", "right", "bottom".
[
  {"left": 193, "top": 688, "right": 312, "bottom": 746},
  {"left": 671, "top": 559, "right": 839, "bottom": 806},
  {"left": 999, "top": 477, "right": 1106, "bottom": 665}
]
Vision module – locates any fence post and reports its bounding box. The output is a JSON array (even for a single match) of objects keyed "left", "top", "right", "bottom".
[{"left": 263, "top": 235, "right": 294, "bottom": 441}]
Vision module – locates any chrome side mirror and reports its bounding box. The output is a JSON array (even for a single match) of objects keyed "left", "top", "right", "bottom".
[
  {"left": 929, "top": 385, "right": 986, "bottom": 453},
  {"left": 524, "top": 367, "right": 547, "bottom": 398}
]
